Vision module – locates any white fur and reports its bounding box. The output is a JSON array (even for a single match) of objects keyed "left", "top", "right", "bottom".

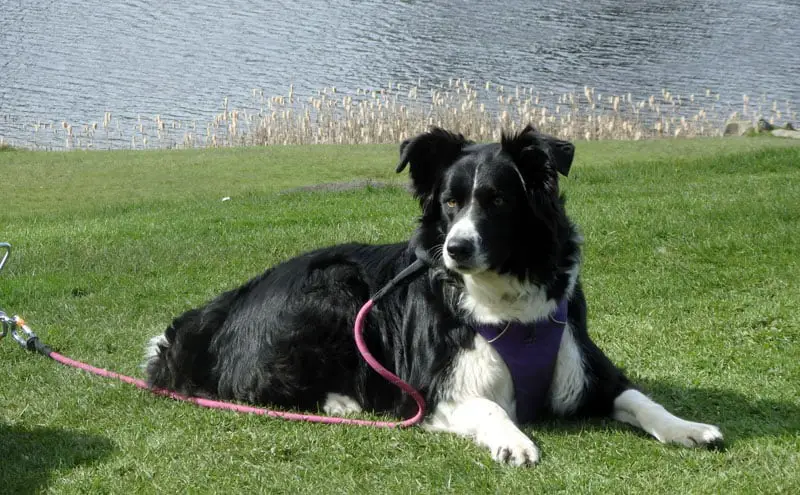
[
  {"left": 613, "top": 389, "right": 723, "bottom": 447},
  {"left": 142, "top": 334, "right": 168, "bottom": 369},
  {"left": 563, "top": 237, "right": 582, "bottom": 297},
  {"left": 322, "top": 393, "right": 362, "bottom": 416},
  {"left": 424, "top": 334, "right": 540, "bottom": 466},
  {"left": 443, "top": 205, "right": 487, "bottom": 271},
  {"left": 439, "top": 334, "right": 515, "bottom": 412},
  {"left": 549, "top": 323, "right": 587, "bottom": 415},
  {"left": 460, "top": 271, "right": 557, "bottom": 324},
  {"left": 457, "top": 230, "right": 582, "bottom": 325},
  {"left": 426, "top": 397, "right": 539, "bottom": 466},
  {"left": 445, "top": 206, "right": 480, "bottom": 248}
]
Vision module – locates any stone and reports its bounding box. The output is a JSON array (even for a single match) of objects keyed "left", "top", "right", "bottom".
[
  {"left": 723, "top": 120, "right": 755, "bottom": 136},
  {"left": 770, "top": 129, "right": 800, "bottom": 139},
  {"left": 758, "top": 118, "right": 775, "bottom": 131}
]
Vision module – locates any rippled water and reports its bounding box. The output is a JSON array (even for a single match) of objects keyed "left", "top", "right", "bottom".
[{"left": 1, "top": 0, "right": 798, "bottom": 148}]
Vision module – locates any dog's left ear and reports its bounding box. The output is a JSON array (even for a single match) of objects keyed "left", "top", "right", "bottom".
[
  {"left": 502, "top": 125, "right": 575, "bottom": 181},
  {"left": 396, "top": 128, "right": 471, "bottom": 199}
]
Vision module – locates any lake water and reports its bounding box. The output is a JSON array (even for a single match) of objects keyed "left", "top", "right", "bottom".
[{"left": 1, "top": 0, "right": 798, "bottom": 148}]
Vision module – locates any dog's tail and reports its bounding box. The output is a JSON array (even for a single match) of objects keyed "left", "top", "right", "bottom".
[{"left": 144, "top": 287, "right": 241, "bottom": 396}]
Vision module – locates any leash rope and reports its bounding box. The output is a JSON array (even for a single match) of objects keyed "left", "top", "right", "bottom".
[{"left": 1, "top": 243, "right": 428, "bottom": 429}]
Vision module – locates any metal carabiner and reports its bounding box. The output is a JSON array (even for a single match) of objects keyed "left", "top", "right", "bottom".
[
  {"left": 0, "top": 311, "right": 10, "bottom": 339},
  {"left": 10, "top": 316, "right": 38, "bottom": 350},
  {"left": 0, "top": 244, "right": 42, "bottom": 351},
  {"left": 0, "top": 242, "right": 9, "bottom": 274},
  {"left": 1, "top": 243, "right": 11, "bottom": 339},
  {"left": 0, "top": 312, "right": 37, "bottom": 349}
]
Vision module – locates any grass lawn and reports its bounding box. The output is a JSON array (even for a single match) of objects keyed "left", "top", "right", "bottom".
[{"left": 1, "top": 137, "right": 799, "bottom": 493}]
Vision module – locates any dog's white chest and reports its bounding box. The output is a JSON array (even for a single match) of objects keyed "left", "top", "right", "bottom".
[{"left": 443, "top": 334, "right": 517, "bottom": 419}]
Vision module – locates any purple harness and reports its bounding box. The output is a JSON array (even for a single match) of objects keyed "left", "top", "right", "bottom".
[{"left": 475, "top": 299, "right": 567, "bottom": 424}]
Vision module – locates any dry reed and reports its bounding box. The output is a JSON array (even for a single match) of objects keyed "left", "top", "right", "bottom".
[{"left": 4, "top": 80, "right": 797, "bottom": 150}]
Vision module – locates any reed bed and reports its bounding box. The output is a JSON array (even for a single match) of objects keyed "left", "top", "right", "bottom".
[{"left": 3, "top": 80, "right": 797, "bottom": 150}]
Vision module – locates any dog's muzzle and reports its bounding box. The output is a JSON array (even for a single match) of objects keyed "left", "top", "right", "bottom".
[{"left": 443, "top": 236, "right": 486, "bottom": 273}]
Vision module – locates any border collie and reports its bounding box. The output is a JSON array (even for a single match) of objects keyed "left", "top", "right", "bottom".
[{"left": 145, "top": 126, "right": 723, "bottom": 466}]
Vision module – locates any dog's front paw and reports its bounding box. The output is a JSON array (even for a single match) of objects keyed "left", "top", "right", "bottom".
[
  {"left": 489, "top": 433, "right": 540, "bottom": 467},
  {"left": 655, "top": 419, "right": 724, "bottom": 449}
]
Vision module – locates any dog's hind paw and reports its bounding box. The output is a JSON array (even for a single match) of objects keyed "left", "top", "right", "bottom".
[{"left": 322, "top": 393, "right": 363, "bottom": 416}]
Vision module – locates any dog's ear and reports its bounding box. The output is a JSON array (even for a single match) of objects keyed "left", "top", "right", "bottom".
[
  {"left": 501, "top": 125, "right": 575, "bottom": 188},
  {"left": 396, "top": 128, "right": 470, "bottom": 199},
  {"left": 549, "top": 138, "right": 575, "bottom": 177}
]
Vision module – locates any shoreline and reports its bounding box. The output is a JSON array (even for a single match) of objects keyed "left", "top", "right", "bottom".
[{"left": 2, "top": 82, "right": 796, "bottom": 151}]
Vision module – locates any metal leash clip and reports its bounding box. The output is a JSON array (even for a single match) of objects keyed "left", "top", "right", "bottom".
[
  {"left": 0, "top": 310, "right": 11, "bottom": 339},
  {"left": 1, "top": 242, "right": 10, "bottom": 339},
  {"left": 0, "top": 242, "right": 43, "bottom": 351},
  {"left": 0, "top": 242, "right": 9, "bottom": 274},
  {"left": 1, "top": 313, "right": 37, "bottom": 349}
]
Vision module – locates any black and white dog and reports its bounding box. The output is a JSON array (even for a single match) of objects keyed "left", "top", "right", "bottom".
[{"left": 145, "top": 126, "right": 723, "bottom": 466}]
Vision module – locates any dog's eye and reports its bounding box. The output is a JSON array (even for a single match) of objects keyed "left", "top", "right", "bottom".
[
  {"left": 493, "top": 196, "right": 505, "bottom": 207},
  {"left": 446, "top": 199, "right": 459, "bottom": 209}
]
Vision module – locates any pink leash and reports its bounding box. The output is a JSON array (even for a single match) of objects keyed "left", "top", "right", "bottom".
[
  {"left": 2, "top": 250, "right": 429, "bottom": 428},
  {"left": 47, "top": 299, "right": 424, "bottom": 427},
  {"left": 4, "top": 301, "right": 424, "bottom": 428}
]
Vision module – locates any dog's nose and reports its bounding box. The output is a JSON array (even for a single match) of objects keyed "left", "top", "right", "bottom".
[{"left": 446, "top": 238, "right": 475, "bottom": 262}]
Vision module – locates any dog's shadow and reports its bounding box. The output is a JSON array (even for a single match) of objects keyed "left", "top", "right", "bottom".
[
  {"left": 0, "top": 424, "right": 115, "bottom": 494},
  {"left": 531, "top": 378, "right": 800, "bottom": 445}
]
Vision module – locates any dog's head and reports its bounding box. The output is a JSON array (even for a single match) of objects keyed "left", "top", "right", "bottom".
[{"left": 397, "top": 125, "right": 575, "bottom": 284}]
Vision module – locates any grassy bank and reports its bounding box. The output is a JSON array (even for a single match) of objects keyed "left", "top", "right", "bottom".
[{"left": 1, "top": 137, "right": 799, "bottom": 493}]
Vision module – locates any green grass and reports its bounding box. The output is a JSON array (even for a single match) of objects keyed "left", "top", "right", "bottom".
[{"left": 1, "top": 137, "right": 799, "bottom": 493}]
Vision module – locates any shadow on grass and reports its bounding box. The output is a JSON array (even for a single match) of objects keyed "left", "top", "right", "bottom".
[
  {"left": 0, "top": 424, "right": 115, "bottom": 494},
  {"left": 639, "top": 379, "right": 800, "bottom": 440},
  {"left": 531, "top": 379, "right": 799, "bottom": 445}
]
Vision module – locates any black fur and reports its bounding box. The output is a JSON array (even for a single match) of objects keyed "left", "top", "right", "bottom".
[{"left": 146, "top": 125, "right": 630, "bottom": 421}]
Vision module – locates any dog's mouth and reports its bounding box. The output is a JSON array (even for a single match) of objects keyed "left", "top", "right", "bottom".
[{"left": 443, "top": 255, "right": 488, "bottom": 275}]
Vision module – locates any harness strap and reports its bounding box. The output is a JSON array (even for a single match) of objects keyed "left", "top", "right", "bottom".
[{"left": 475, "top": 299, "right": 568, "bottom": 423}]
